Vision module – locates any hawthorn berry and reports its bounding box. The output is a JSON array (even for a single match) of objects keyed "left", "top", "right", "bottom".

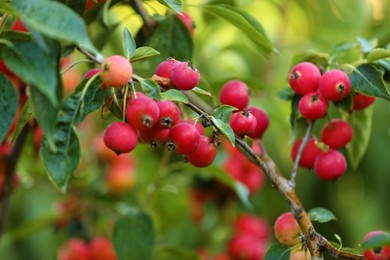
[
  {"left": 219, "top": 80, "right": 250, "bottom": 110},
  {"left": 170, "top": 61, "right": 200, "bottom": 90},
  {"left": 105, "top": 157, "right": 135, "bottom": 194},
  {"left": 58, "top": 239, "right": 90, "bottom": 260},
  {"left": 167, "top": 122, "right": 200, "bottom": 155},
  {"left": 103, "top": 122, "right": 138, "bottom": 154},
  {"left": 298, "top": 92, "right": 328, "bottom": 121},
  {"left": 274, "top": 212, "right": 301, "bottom": 246},
  {"left": 314, "top": 149, "right": 347, "bottom": 181},
  {"left": 186, "top": 135, "right": 217, "bottom": 167},
  {"left": 234, "top": 214, "right": 270, "bottom": 240},
  {"left": 321, "top": 119, "right": 353, "bottom": 149},
  {"left": 289, "top": 62, "right": 321, "bottom": 95},
  {"left": 185, "top": 119, "right": 205, "bottom": 135},
  {"left": 126, "top": 96, "right": 160, "bottom": 130},
  {"left": 363, "top": 231, "right": 390, "bottom": 260},
  {"left": 230, "top": 110, "right": 257, "bottom": 136},
  {"left": 319, "top": 69, "right": 351, "bottom": 101},
  {"left": 89, "top": 236, "right": 117, "bottom": 260},
  {"left": 353, "top": 92, "right": 376, "bottom": 110},
  {"left": 100, "top": 55, "right": 133, "bottom": 87},
  {"left": 156, "top": 100, "right": 180, "bottom": 128},
  {"left": 138, "top": 127, "right": 170, "bottom": 146},
  {"left": 155, "top": 58, "right": 179, "bottom": 78},
  {"left": 291, "top": 137, "right": 323, "bottom": 169},
  {"left": 11, "top": 19, "right": 29, "bottom": 32},
  {"left": 247, "top": 106, "right": 269, "bottom": 139},
  {"left": 228, "top": 233, "right": 267, "bottom": 260}
]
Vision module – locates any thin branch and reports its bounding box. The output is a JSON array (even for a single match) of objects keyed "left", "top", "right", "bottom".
[
  {"left": 130, "top": 0, "right": 153, "bottom": 34},
  {"left": 76, "top": 46, "right": 101, "bottom": 64},
  {"left": 290, "top": 120, "right": 314, "bottom": 188}
]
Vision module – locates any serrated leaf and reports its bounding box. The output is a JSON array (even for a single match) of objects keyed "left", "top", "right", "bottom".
[
  {"left": 40, "top": 77, "right": 104, "bottom": 191},
  {"left": 350, "top": 63, "right": 390, "bottom": 100},
  {"left": 123, "top": 27, "right": 136, "bottom": 60},
  {"left": 160, "top": 89, "right": 189, "bottom": 103},
  {"left": 345, "top": 106, "right": 374, "bottom": 170},
  {"left": 210, "top": 117, "right": 235, "bottom": 147},
  {"left": 191, "top": 87, "right": 212, "bottom": 97},
  {"left": 278, "top": 87, "right": 295, "bottom": 101},
  {"left": 362, "top": 233, "right": 390, "bottom": 250},
  {"left": 308, "top": 207, "right": 337, "bottom": 223},
  {"left": 204, "top": 5, "right": 273, "bottom": 55},
  {"left": 0, "top": 74, "right": 19, "bottom": 142},
  {"left": 11, "top": 99, "right": 33, "bottom": 144},
  {"left": 157, "top": 0, "right": 182, "bottom": 13},
  {"left": 140, "top": 79, "right": 161, "bottom": 100},
  {"left": 131, "top": 47, "right": 160, "bottom": 62},
  {"left": 153, "top": 247, "right": 199, "bottom": 260},
  {"left": 211, "top": 105, "right": 236, "bottom": 123},
  {"left": 113, "top": 210, "right": 155, "bottom": 260},
  {"left": 367, "top": 48, "right": 390, "bottom": 62},
  {"left": 264, "top": 244, "right": 291, "bottom": 260},
  {"left": 13, "top": 0, "right": 97, "bottom": 53}
]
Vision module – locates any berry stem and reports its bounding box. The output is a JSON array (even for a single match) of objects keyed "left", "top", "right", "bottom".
[
  {"left": 60, "top": 59, "right": 93, "bottom": 74},
  {"left": 0, "top": 13, "right": 9, "bottom": 34},
  {"left": 290, "top": 121, "right": 314, "bottom": 188},
  {"left": 122, "top": 83, "right": 130, "bottom": 122}
]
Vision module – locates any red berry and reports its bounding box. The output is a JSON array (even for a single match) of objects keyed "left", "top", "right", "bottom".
[
  {"left": 274, "top": 212, "right": 301, "bottom": 246},
  {"left": 58, "top": 239, "right": 90, "bottom": 260},
  {"left": 321, "top": 119, "right": 353, "bottom": 149},
  {"left": 126, "top": 97, "right": 160, "bottom": 130},
  {"left": 156, "top": 100, "right": 180, "bottom": 128},
  {"left": 319, "top": 69, "right": 351, "bottom": 101},
  {"left": 230, "top": 110, "right": 257, "bottom": 136},
  {"left": 167, "top": 122, "right": 200, "bottom": 155},
  {"left": 291, "top": 137, "right": 322, "bottom": 169},
  {"left": 228, "top": 233, "right": 267, "bottom": 260},
  {"left": 100, "top": 55, "right": 133, "bottom": 87},
  {"left": 105, "top": 157, "right": 135, "bottom": 194},
  {"left": 83, "top": 68, "right": 106, "bottom": 90},
  {"left": 184, "top": 119, "right": 205, "bottom": 135},
  {"left": 186, "top": 135, "right": 217, "bottom": 167},
  {"left": 288, "top": 62, "right": 321, "bottom": 95},
  {"left": 155, "top": 58, "right": 179, "bottom": 78},
  {"left": 314, "top": 150, "right": 347, "bottom": 180},
  {"left": 175, "top": 11, "right": 194, "bottom": 36},
  {"left": 219, "top": 80, "right": 250, "bottom": 110},
  {"left": 170, "top": 61, "right": 200, "bottom": 90},
  {"left": 138, "top": 127, "right": 170, "bottom": 146},
  {"left": 12, "top": 19, "right": 29, "bottom": 32},
  {"left": 363, "top": 231, "right": 390, "bottom": 260},
  {"left": 247, "top": 106, "right": 269, "bottom": 139},
  {"left": 298, "top": 92, "right": 328, "bottom": 121},
  {"left": 103, "top": 122, "right": 138, "bottom": 154},
  {"left": 234, "top": 214, "right": 270, "bottom": 241},
  {"left": 353, "top": 93, "right": 376, "bottom": 110},
  {"left": 89, "top": 236, "right": 117, "bottom": 260}
]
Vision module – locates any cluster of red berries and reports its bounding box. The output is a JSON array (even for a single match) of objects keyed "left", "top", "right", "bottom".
[{"left": 58, "top": 236, "right": 117, "bottom": 260}]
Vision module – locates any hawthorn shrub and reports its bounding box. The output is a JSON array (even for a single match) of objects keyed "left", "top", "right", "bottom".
[{"left": 0, "top": 0, "right": 390, "bottom": 260}]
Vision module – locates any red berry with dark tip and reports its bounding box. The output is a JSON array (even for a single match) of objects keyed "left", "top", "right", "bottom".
[
  {"left": 167, "top": 123, "right": 200, "bottom": 155},
  {"left": 100, "top": 55, "right": 133, "bottom": 87},
  {"left": 155, "top": 58, "right": 179, "bottom": 78},
  {"left": 230, "top": 110, "right": 257, "bottom": 136},
  {"left": 289, "top": 62, "right": 321, "bottom": 95},
  {"left": 298, "top": 92, "right": 328, "bottom": 121},
  {"left": 171, "top": 61, "right": 200, "bottom": 90},
  {"left": 103, "top": 122, "right": 138, "bottom": 154},
  {"left": 247, "top": 106, "right": 269, "bottom": 139},
  {"left": 219, "top": 80, "right": 250, "bottom": 110},
  {"left": 138, "top": 127, "right": 170, "bottom": 146},
  {"left": 319, "top": 69, "right": 351, "bottom": 101},
  {"left": 156, "top": 100, "right": 180, "bottom": 128},
  {"left": 291, "top": 137, "right": 322, "bottom": 169},
  {"left": 353, "top": 93, "right": 376, "bottom": 110},
  {"left": 321, "top": 119, "right": 353, "bottom": 149},
  {"left": 314, "top": 150, "right": 347, "bottom": 180},
  {"left": 186, "top": 135, "right": 217, "bottom": 167},
  {"left": 126, "top": 97, "right": 160, "bottom": 130}
]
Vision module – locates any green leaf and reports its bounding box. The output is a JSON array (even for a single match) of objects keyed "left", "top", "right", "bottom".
[
  {"left": 57, "top": 0, "right": 87, "bottom": 15},
  {"left": 11, "top": 99, "right": 33, "bottom": 144},
  {"left": 153, "top": 247, "right": 199, "bottom": 260},
  {"left": 330, "top": 41, "right": 358, "bottom": 60},
  {"left": 210, "top": 117, "right": 235, "bottom": 147},
  {"left": 113, "top": 210, "right": 155, "bottom": 260},
  {"left": 157, "top": 0, "right": 182, "bottom": 13},
  {"left": 191, "top": 87, "right": 212, "bottom": 97},
  {"left": 291, "top": 50, "right": 329, "bottom": 70},
  {"left": 349, "top": 63, "right": 390, "bottom": 100},
  {"left": 204, "top": 5, "right": 273, "bottom": 55},
  {"left": 2, "top": 39, "right": 60, "bottom": 106},
  {"left": 41, "top": 77, "right": 104, "bottom": 191},
  {"left": 367, "top": 48, "right": 390, "bottom": 62},
  {"left": 333, "top": 93, "right": 354, "bottom": 113},
  {"left": 0, "top": 74, "right": 18, "bottom": 143},
  {"left": 345, "top": 106, "right": 374, "bottom": 170},
  {"left": 362, "top": 233, "right": 390, "bottom": 250},
  {"left": 308, "top": 207, "right": 337, "bottom": 223},
  {"left": 123, "top": 27, "right": 136, "bottom": 60},
  {"left": 211, "top": 105, "right": 237, "bottom": 123},
  {"left": 140, "top": 79, "right": 161, "bottom": 100},
  {"left": 278, "top": 87, "right": 295, "bottom": 101},
  {"left": 289, "top": 94, "right": 302, "bottom": 127},
  {"left": 357, "top": 37, "right": 377, "bottom": 53},
  {"left": 131, "top": 47, "right": 160, "bottom": 62},
  {"left": 264, "top": 244, "right": 291, "bottom": 260},
  {"left": 289, "top": 118, "right": 308, "bottom": 144},
  {"left": 334, "top": 233, "right": 343, "bottom": 249},
  {"left": 13, "top": 0, "right": 97, "bottom": 53},
  {"left": 160, "top": 89, "right": 189, "bottom": 103}
]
